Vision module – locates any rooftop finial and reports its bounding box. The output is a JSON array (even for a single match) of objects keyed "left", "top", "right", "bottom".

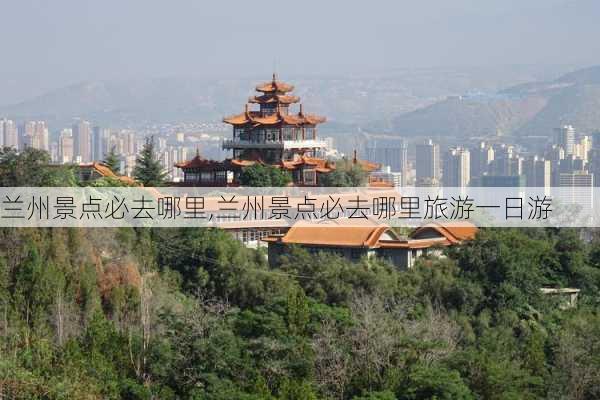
[
  {"left": 299, "top": 103, "right": 303, "bottom": 116},
  {"left": 196, "top": 147, "right": 200, "bottom": 158},
  {"left": 353, "top": 149, "right": 357, "bottom": 164},
  {"left": 272, "top": 72, "right": 277, "bottom": 82}
]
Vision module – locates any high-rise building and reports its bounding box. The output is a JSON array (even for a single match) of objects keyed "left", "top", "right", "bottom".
[
  {"left": 574, "top": 135, "right": 591, "bottom": 161},
  {"left": 20, "top": 121, "right": 48, "bottom": 151},
  {"left": 416, "top": 139, "right": 440, "bottom": 186},
  {"left": 589, "top": 132, "right": 600, "bottom": 186},
  {"left": 559, "top": 171, "right": 594, "bottom": 215},
  {"left": 470, "top": 142, "right": 494, "bottom": 185},
  {"left": 1, "top": 119, "right": 18, "bottom": 149},
  {"left": 481, "top": 174, "right": 526, "bottom": 188},
  {"left": 73, "top": 120, "right": 92, "bottom": 163},
  {"left": 92, "top": 126, "right": 110, "bottom": 162},
  {"left": 443, "top": 147, "right": 470, "bottom": 187},
  {"left": 554, "top": 125, "right": 576, "bottom": 156},
  {"left": 58, "top": 129, "right": 74, "bottom": 164},
  {"left": 523, "top": 156, "right": 551, "bottom": 189},
  {"left": 490, "top": 144, "right": 522, "bottom": 176},
  {"left": 365, "top": 138, "right": 408, "bottom": 185},
  {"left": 123, "top": 130, "right": 137, "bottom": 155}
]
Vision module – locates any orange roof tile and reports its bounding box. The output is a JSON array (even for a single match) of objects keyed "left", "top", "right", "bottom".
[
  {"left": 265, "top": 220, "right": 478, "bottom": 250},
  {"left": 255, "top": 75, "right": 294, "bottom": 93},
  {"left": 79, "top": 162, "right": 140, "bottom": 186},
  {"left": 223, "top": 111, "right": 326, "bottom": 126},
  {"left": 410, "top": 221, "right": 479, "bottom": 243},
  {"left": 249, "top": 94, "right": 300, "bottom": 104},
  {"left": 276, "top": 219, "right": 394, "bottom": 247},
  {"left": 175, "top": 154, "right": 227, "bottom": 170}
]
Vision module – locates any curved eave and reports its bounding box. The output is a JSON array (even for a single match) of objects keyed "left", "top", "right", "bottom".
[
  {"left": 255, "top": 82, "right": 295, "bottom": 93},
  {"left": 223, "top": 113, "right": 326, "bottom": 126},
  {"left": 248, "top": 95, "right": 300, "bottom": 104}
]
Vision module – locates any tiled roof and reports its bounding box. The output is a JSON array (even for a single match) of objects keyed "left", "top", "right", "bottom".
[
  {"left": 410, "top": 221, "right": 479, "bottom": 243},
  {"left": 78, "top": 162, "right": 139, "bottom": 186},
  {"left": 249, "top": 94, "right": 300, "bottom": 104},
  {"left": 270, "top": 219, "right": 393, "bottom": 247},
  {"left": 255, "top": 76, "right": 294, "bottom": 93},
  {"left": 280, "top": 156, "right": 334, "bottom": 172},
  {"left": 223, "top": 111, "right": 326, "bottom": 126},
  {"left": 265, "top": 220, "right": 478, "bottom": 249},
  {"left": 174, "top": 154, "right": 227, "bottom": 170}
]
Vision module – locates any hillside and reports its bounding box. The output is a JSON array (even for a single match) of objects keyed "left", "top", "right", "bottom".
[
  {"left": 392, "top": 65, "right": 600, "bottom": 137},
  {"left": 0, "top": 66, "right": 562, "bottom": 131},
  {"left": 390, "top": 94, "right": 547, "bottom": 138}
]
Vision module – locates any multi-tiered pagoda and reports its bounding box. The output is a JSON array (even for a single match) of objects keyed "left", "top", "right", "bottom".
[
  {"left": 175, "top": 74, "right": 378, "bottom": 186},
  {"left": 222, "top": 74, "right": 333, "bottom": 185}
]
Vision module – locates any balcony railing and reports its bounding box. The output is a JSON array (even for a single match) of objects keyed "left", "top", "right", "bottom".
[{"left": 223, "top": 139, "right": 327, "bottom": 150}]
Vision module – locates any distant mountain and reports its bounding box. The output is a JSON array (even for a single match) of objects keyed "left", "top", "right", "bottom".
[
  {"left": 0, "top": 66, "right": 563, "bottom": 133},
  {"left": 0, "top": 78, "right": 236, "bottom": 128},
  {"left": 392, "top": 65, "right": 600, "bottom": 138}
]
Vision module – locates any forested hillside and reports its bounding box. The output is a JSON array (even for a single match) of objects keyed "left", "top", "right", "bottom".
[{"left": 1, "top": 149, "right": 600, "bottom": 399}]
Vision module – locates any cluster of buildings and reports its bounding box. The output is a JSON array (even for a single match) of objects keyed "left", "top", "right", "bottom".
[
  {"left": 0, "top": 118, "right": 208, "bottom": 181},
  {"left": 364, "top": 125, "right": 599, "bottom": 193}
]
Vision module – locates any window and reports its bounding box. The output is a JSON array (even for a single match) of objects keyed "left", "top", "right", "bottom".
[
  {"left": 261, "top": 105, "right": 276, "bottom": 116},
  {"left": 304, "top": 126, "right": 315, "bottom": 140},
  {"left": 215, "top": 170, "right": 227, "bottom": 182},
  {"left": 351, "top": 248, "right": 363, "bottom": 260},
  {"left": 303, "top": 169, "right": 316, "bottom": 185},
  {"left": 282, "top": 126, "right": 295, "bottom": 141},
  {"left": 185, "top": 172, "right": 199, "bottom": 182},
  {"left": 265, "top": 128, "right": 279, "bottom": 142},
  {"left": 200, "top": 172, "right": 213, "bottom": 182},
  {"left": 234, "top": 128, "right": 245, "bottom": 140}
]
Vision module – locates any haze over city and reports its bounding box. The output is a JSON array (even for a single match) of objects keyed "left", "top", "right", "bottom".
[{"left": 1, "top": 0, "right": 600, "bottom": 104}]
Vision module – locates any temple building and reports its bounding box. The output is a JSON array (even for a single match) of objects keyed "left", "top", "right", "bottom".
[
  {"left": 175, "top": 74, "right": 378, "bottom": 186},
  {"left": 264, "top": 220, "right": 478, "bottom": 269}
]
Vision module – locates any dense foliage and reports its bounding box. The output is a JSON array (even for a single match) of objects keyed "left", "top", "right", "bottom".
[
  {"left": 239, "top": 164, "right": 292, "bottom": 187},
  {"left": 103, "top": 146, "right": 121, "bottom": 174},
  {"left": 133, "top": 137, "right": 167, "bottom": 186},
  {"left": 319, "top": 160, "right": 366, "bottom": 187},
  {"left": 1, "top": 150, "right": 600, "bottom": 399}
]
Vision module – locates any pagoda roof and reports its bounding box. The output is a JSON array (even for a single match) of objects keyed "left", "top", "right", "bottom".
[
  {"left": 175, "top": 154, "right": 227, "bottom": 170},
  {"left": 223, "top": 110, "right": 326, "bottom": 126},
  {"left": 249, "top": 94, "right": 300, "bottom": 105},
  {"left": 255, "top": 74, "right": 294, "bottom": 93},
  {"left": 78, "top": 162, "right": 139, "bottom": 186},
  {"left": 227, "top": 155, "right": 334, "bottom": 173},
  {"left": 280, "top": 156, "right": 335, "bottom": 173}
]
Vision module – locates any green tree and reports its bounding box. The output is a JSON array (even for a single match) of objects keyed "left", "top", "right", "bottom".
[
  {"left": 0, "top": 147, "right": 76, "bottom": 186},
  {"left": 400, "top": 364, "right": 473, "bottom": 400},
  {"left": 319, "top": 160, "right": 366, "bottom": 187},
  {"left": 353, "top": 391, "right": 397, "bottom": 400},
  {"left": 103, "top": 145, "right": 120, "bottom": 174},
  {"left": 133, "top": 136, "right": 167, "bottom": 186},
  {"left": 239, "top": 164, "right": 291, "bottom": 187}
]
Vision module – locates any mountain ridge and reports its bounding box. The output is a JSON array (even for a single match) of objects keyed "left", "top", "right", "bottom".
[{"left": 392, "top": 65, "right": 600, "bottom": 137}]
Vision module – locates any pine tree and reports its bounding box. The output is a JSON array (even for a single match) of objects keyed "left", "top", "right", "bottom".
[
  {"left": 103, "top": 146, "right": 120, "bottom": 174},
  {"left": 133, "top": 136, "right": 167, "bottom": 186}
]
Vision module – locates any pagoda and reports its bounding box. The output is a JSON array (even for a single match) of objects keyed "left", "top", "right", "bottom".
[
  {"left": 175, "top": 75, "right": 379, "bottom": 186},
  {"left": 222, "top": 74, "right": 333, "bottom": 185}
]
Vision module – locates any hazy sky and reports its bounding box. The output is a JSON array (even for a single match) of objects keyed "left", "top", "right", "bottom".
[{"left": 1, "top": 0, "right": 599, "bottom": 103}]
